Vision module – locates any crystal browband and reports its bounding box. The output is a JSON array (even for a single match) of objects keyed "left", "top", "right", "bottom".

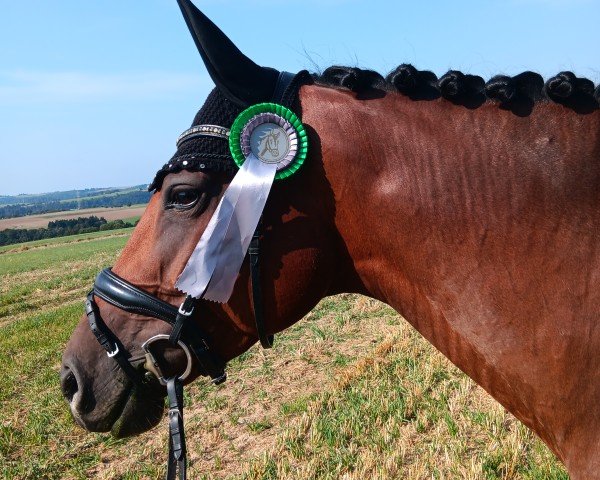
[{"left": 176, "top": 124, "right": 230, "bottom": 148}]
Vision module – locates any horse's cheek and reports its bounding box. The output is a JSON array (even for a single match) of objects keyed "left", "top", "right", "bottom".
[{"left": 268, "top": 246, "right": 334, "bottom": 330}]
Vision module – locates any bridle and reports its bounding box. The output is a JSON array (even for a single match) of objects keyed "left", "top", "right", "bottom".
[
  {"left": 84, "top": 71, "right": 306, "bottom": 480},
  {"left": 86, "top": 268, "right": 226, "bottom": 480}
]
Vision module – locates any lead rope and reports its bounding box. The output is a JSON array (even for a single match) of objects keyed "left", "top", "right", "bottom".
[{"left": 167, "top": 301, "right": 190, "bottom": 480}]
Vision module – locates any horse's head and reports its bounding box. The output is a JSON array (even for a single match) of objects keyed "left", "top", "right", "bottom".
[
  {"left": 260, "top": 129, "right": 282, "bottom": 158},
  {"left": 60, "top": 0, "right": 342, "bottom": 438}
]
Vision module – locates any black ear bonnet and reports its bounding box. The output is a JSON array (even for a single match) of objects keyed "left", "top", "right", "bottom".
[
  {"left": 148, "top": 89, "right": 241, "bottom": 191},
  {"left": 148, "top": 71, "right": 311, "bottom": 192},
  {"left": 148, "top": 0, "right": 312, "bottom": 191}
]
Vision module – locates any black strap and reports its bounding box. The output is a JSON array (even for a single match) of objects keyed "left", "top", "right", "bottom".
[
  {"left": 249, "top": 220, "right": 273, "bottom": 348},
  {"left": 169, "top": 295, "right": 227, "bottom": 384},
  {"left": 274, "top": 70, "right": 313, "bottom": 108},
  {"left": 170, "top": 295, "right": 196, "bottom": 344},
  {"left": 94, "top": 268, "right": 178, "bottom": 324},
  {"left": 166, "top": 378, "right": 186, "bottom": 480},
  {"left": 244, "top": 70, "right": 311, "bottom": 348},
  {"left": 90, "top": 269, "right": 226, "bottom": 383},
  {"left": 85, "top": 292, "right": 143, "bottom": 385},
  {"left": 272, "top": 71, "right": 295, "bottom": 105}
]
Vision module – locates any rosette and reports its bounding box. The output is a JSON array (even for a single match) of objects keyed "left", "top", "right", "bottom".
[
  {"left": 229, "top": 103, "right": 308, "bottom": 180},
  {"left": 176, "top": 103, "right": 308, "bottom": 302}
]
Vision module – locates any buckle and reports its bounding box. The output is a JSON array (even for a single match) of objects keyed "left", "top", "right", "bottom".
[
  {"left": 106, "top": 343, "right": 120, "bottom": 358},
  {"left": 178, "top": 300, "right": 194, "bottom": 316},
  {"left": 141, "top": 334, "right": 193, "bottom": 386}
]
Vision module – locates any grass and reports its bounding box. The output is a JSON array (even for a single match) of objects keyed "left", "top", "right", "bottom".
[
  {"left": 0, "top": 227, "right": 133, "bottom": 255},
  {"left": 242, "top": 329, "right": 567, "bottom": 480},
  {"left": 0, "top": 231, "right": 569, "bottom": 479}
]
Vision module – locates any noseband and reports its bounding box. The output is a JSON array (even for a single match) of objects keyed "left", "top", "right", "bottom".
[
  {"left": 86, "top": 268, "right": 227, "bottom": 386},
  {"left": 84, "top": 71, "right": 305, "bottom": 480}
]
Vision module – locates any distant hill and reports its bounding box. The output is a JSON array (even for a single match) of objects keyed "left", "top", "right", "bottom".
[
  {"left": 0, "top": 185, "right": 152, "bottom": 219},
  {"left": 0, "top": 187, "right": 136, "bottom": 206}
]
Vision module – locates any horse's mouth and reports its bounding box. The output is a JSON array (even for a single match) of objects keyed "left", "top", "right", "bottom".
[{"left": 109, "top": 383, "right": 166, "bottom": 438}]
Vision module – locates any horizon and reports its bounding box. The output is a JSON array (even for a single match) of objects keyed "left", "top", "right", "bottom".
[
  {"left": 2, "top": 183, "right": 148, "bottom": 199},
  {"left": 2, "top": 0, "right": 600, "bottom": 196}
]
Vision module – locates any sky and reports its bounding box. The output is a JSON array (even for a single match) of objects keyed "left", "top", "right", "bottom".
[{"left": 1, "top": 0, "right": 599, "bottom": 196}]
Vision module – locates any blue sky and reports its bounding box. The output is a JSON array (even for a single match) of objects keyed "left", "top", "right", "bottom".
[{"left": 1, "top": 0, "right": 599, "bottom": 195}]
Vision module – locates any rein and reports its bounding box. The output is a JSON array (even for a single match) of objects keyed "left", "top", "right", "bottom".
[{"left": 84, "top": 71, "right": 303, "bottom": 480}]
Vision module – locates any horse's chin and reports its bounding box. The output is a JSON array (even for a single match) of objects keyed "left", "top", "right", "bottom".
[{"left": 109, "top": 385, "right": 166, "bottom": 438}]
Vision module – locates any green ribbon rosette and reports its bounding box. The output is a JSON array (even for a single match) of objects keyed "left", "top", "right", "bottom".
[{"left": 229, "top": 103, "right": 308, "bottom": 180}]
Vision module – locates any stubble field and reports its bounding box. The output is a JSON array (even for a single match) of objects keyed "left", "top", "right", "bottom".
[
  {"left": 0, "top": 228, "right": 568, "bottom": 479},
  {"left": 0, "top": 205, "right": 147, "bottom": 230}
]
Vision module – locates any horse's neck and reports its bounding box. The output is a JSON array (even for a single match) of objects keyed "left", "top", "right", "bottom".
[{"left": 301, "top": 84, "right": 600, "bottom": 467}]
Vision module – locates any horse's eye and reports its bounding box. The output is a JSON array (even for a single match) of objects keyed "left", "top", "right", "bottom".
[{"left": 167, "top": 188, "right": 201, "bottom": 210}]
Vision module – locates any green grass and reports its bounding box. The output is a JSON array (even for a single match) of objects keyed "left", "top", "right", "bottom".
[
  {"left": 0, "top": 231, "right": 130, "bottom": 276},
  {"left": 120, "top": 215, "right": 141, "bottom": 225},
  {"left": 0, "top": 229, "right": 569, "bottom": 479},
  {"left": 0, "top": 227, "right": 133, "bottom": 255},
  {"left": 243, "top": 335, "right": 568, "bottom": 480}
]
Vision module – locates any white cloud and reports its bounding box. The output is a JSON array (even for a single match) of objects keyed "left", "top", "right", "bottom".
[{"left": 0, "top": 70, "right": 208, "bottom": 105}]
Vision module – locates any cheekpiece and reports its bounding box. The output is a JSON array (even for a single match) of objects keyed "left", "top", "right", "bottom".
[{"left": 229, "top": 103, "right": 308, "bottom": 180}]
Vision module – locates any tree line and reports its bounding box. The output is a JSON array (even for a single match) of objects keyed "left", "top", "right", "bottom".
[
  {"left": 0, "top": 187, "right": 123, "bottom": 206},
  {"left": 0, "top": 185, "right": 148, "bottom": 207},
  {"left": 0, "top": 216, "right": 136, "bottom": 246}
]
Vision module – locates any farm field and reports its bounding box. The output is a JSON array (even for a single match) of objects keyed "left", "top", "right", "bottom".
[
  {"left": 0, "top": 205, "right": 147, "bottom": 230},
  {"left": 0, "top": 230, "right": 567, "bottom": 479}
]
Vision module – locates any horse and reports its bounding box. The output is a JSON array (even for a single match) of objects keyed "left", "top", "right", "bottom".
[
  {"left": 259, "top": 129, "right": 282, "bottom": 159},
  {"left": 60, "top": 0, "right": 600, "bottom": 478}
]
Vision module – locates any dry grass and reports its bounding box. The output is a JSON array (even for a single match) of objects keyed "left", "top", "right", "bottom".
[
  {"left": 0, "top": 205, "right": 146, "bottom": 230},
  {"left": 242, "top": 317, "right": 562, "bottom": 480},
  {"left": 88, "top": 296, "right": 401, "bottom": 479}
]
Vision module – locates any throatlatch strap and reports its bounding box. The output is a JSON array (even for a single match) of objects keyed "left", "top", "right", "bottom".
[
  {"left": 249, "top": 220, "right": 273, "bottom": 348},
  {"left": 166, "top": 378, "right": 187, "bottom": 480},
  {"left": 169, "top": 295, "right": 227, "bottom": 384},
  {"left": 170, "top": 295, "right": 196, "bottom": 344}
]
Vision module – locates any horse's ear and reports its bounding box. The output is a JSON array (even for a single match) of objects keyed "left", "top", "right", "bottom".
[{"left": 176, "top": 0, "right": 280, "bottom": 106}]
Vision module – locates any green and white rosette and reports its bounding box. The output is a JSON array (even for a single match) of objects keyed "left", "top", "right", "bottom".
[
  {"left": 176, "top": 103, "right": 308, "bottom": 302},
  {"left": 229, "top": 103, "right": 308, "bottom": 180}
]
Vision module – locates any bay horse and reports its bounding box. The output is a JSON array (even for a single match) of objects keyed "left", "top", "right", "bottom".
[{"left": 61, "top": 0, "right": 600, "bottom": 478}]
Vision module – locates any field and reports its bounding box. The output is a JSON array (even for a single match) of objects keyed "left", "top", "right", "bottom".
[
  {"left": 0, "top": 230, "right": 568, "bottom": 479},
  {"left": 0, "top": 205, "right": 147, "bottom": 230}
]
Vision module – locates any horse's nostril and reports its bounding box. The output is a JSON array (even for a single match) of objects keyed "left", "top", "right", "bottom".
[{"left": 61, "top": 368, "right": 79, "bottom": 403}]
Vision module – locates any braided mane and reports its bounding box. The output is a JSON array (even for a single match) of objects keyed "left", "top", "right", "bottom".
[{"left": 314, "top": 65, "right": 600, "bottom": 115}]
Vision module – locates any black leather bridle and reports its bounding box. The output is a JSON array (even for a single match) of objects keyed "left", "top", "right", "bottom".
[
  {"left": 86, "top": 268, "right": 227, "bottom": 480},
  {"left": 84, "top": 71, "right": 304, "bottom": 480}
]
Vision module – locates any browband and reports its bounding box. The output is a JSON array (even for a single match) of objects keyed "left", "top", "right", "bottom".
[{"left": 176, "top": 124, "right": 230, "bottom": 148}]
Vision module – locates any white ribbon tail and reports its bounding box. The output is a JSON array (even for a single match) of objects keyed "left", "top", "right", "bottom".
[{"left": 175, "top": 153, "right": 277, "bottom": 302}]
